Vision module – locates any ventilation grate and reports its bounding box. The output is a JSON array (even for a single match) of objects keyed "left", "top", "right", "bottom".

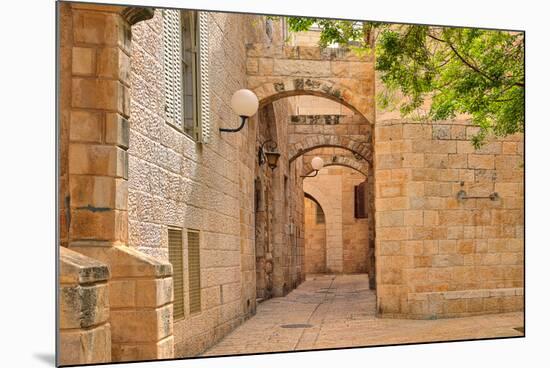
[
  {"left": 188, "top": 230, "right": 201, "bottom": 314},
  {"left": 168, "top": 228, "right": 184, "bottom": 319}
]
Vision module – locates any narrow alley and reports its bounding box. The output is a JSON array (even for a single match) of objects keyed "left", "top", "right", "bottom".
[
  {"left": 56, "top": 4, "right": 524, "bottom": 365},
  {"left": 203, "top": 274, "right": 523, "bottom": 356}
]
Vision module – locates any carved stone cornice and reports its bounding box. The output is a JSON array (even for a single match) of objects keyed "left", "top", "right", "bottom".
[{"left": 121, "top": 7, "right": 155, "bottom": 25}]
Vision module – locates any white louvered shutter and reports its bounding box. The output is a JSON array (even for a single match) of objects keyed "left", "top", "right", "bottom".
[
  {"left": 163, "top": 10, "right": 184, "bottom": 128},
  {"left": 197, "top": 12, "right": 211, "bottom": 143}
]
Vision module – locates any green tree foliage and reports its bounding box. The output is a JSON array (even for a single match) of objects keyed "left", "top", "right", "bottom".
[{"left": 285, "top": 18, "right": 524, "bottom": 147}]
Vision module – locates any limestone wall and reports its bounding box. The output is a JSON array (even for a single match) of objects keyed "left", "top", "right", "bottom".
[
  {"left": 256, "top": 98, "right": 306, "bottom": 298},
  {"left": 127, "top": 10, "right": 304, "bottom": 356},
  {"left": 374, "top": 115, "right": 524, "bottom": 318},
  {"left": 59, "top": 3, "right": 175, "bottom": 363}
]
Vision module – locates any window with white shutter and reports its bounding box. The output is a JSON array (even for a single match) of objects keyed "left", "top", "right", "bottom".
[
  {"left": 197, "top": 12, "right": 211, "bottom": 143},
  {"left": 163, "top": 10, "right": 210, "bottom": 141},
  {"left": 163, "top": 9, "right": 184, "bottom": 131}
]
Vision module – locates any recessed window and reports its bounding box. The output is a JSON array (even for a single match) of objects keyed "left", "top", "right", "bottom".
[{"left": 163, "top": 10, "right": 210, "bottom": 141}]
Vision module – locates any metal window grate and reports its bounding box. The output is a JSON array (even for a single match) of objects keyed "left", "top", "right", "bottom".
[
  {"left": 187, "top": 230, "right": 201, "bottom": 314},
  {"left": 168, "top": 228, "right": 185, "bottom": 319}
]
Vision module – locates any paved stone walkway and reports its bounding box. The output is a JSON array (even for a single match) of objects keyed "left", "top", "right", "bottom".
[{"left": 203, "top": 274, "right": 523, "bottom": 356}]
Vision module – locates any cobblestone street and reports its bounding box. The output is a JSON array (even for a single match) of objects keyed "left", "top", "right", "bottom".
[{"left": 203, "top": 274, "right": 523, "bottom": 356}]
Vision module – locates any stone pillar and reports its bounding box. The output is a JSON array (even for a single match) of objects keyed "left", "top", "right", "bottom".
[
  {"left": 271, "top": 169, "right": 287, "bottom": 296},
  {"left": 367, "top": 164, "right": 376, "bottom": 289},
  {"left": 66, "top": 2, "right": 131, "bottom": 248},
  {"left": 60, "top": 3, "right": 174, "bottom": 361},
  {"left": 59, "top": 247, "right": 111, "bottom": 366}
]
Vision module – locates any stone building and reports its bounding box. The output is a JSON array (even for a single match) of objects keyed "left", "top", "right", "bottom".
[{"left": 57, "top": 2, "right": 524, "bottom": 366}]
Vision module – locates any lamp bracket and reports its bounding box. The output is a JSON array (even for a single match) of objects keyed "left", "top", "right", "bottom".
[
  {"left": 300, "top": 170, "right": 319, "bottom": 178},
  {"left": 220, "top": 116, "right": 248, "bottom": 133}
]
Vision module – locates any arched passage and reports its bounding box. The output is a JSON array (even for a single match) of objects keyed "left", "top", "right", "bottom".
[
  {"left": 304, "top": 165, "right": 372, "bottom": 275},
  {"left": 289, "top": 136, "right": 373, "bottom": 164},
  {"left": 253, "top": 78, "right": 372, "bottom": 122},
  {"left": 249, "top": 47, "right": 377, "bottom": 287}
]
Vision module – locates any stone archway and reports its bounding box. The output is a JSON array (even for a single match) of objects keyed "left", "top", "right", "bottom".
[
  {"left": 253, "top": 78, "right": 371, "bottom": 122},
  {"left": 246, "top": 42, "right": 375, "bottom": 123},
  {"left": 288, "top": 135, "right": 373, "bottom": 164}
]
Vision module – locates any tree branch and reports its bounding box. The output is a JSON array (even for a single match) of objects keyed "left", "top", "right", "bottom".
[{"left": 427, "top": 32, "right": 524, "bottom": 88}]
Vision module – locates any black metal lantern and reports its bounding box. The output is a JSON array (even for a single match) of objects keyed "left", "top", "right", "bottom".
[{"left": 258, "top": 140, "right": 280, "bottom": 170}]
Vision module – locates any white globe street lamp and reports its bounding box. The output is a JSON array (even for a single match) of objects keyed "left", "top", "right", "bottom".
[
  {"left": 301, "top": 156, "right": 325, "bottom": 178},
  {"left": 220, "top": 89, "right": 260, "bottom": 133}
]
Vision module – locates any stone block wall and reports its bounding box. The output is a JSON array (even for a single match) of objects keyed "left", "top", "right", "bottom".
[
  {"left": 59, "top": 2, "right": 175, "bottom": 362},
  {"left": 127, "top": 10, "right": 243, "bottom": 357},
  {"left": 374, "top": 118, "right": 524, "bottom": 318},
  {"left": 126, "top": 10, "right": 304, "bottom": 356},
  {"left": 59, "top": 247, "right": 111, "bottom": 366},
  {"left": 71, "top": 245, "right": 174, "bottom": 360},
  {"left": 255, "top": 98, "right": 306, "bottom": 299}
]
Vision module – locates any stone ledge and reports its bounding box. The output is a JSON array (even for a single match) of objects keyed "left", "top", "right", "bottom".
[
  {"left": 68, "top": 245, "right": 172, "bottom": 278},
  {"left": 245, "top": 43, "right": 373, "bottom": 62},
  {"left": 60, "top": 247, "right": 110, "bottom": 285},
  {"left": 408, "top": 287, "right": 524, "bottom": 302}
]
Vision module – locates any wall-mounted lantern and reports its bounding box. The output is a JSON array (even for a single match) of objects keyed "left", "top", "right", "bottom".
[
  {"left": 258, "top": 140, "right": 280, "bottom": 170},
  {"left": 301, "top": 156, "right": 324, "bottom": 178},
  {"left": 219, "top": 89, "right": 259, "bottom": 133}
]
